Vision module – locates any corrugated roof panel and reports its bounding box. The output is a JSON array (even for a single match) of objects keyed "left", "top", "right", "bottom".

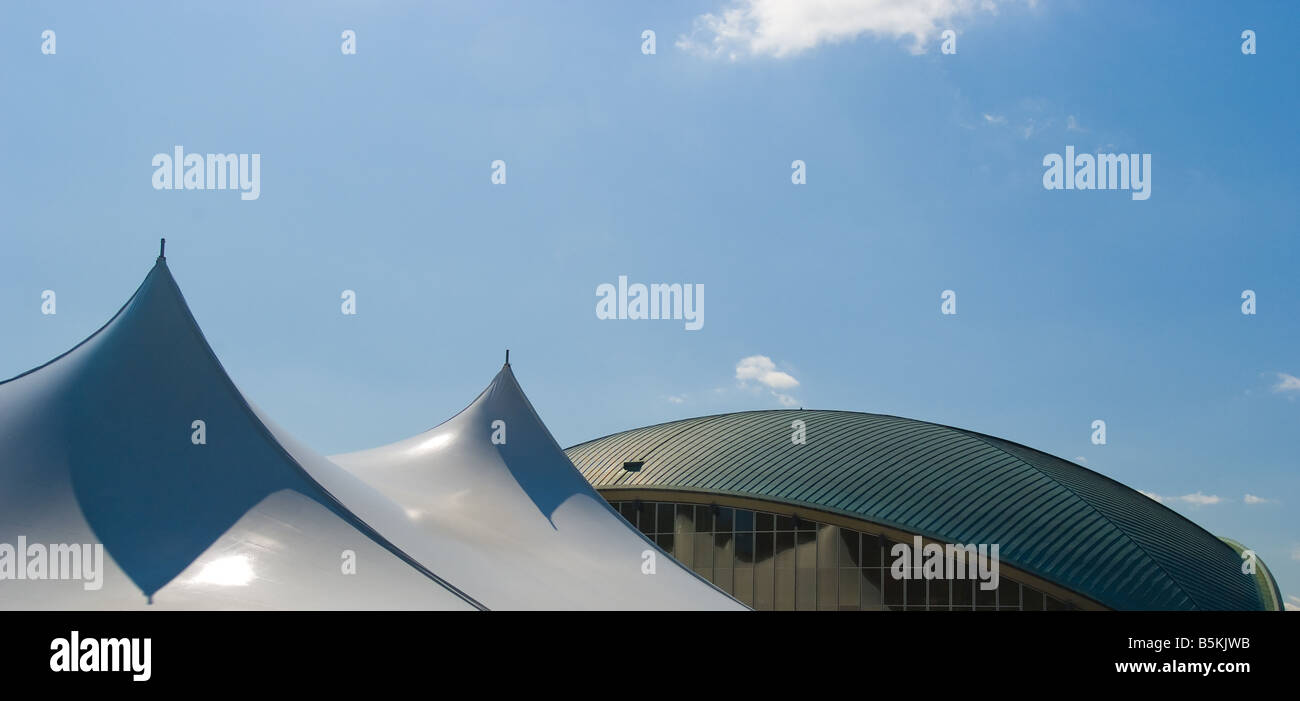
[{"left": 566, "top": 410, "right": 1267, "bottom": 611}]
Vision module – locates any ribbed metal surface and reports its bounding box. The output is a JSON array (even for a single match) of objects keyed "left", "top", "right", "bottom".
[{"left": 566, "top": 410, "right": 1267, "bottom": 611}]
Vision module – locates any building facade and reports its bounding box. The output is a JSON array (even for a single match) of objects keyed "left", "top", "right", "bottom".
[{"left": 568, "top": 410, "right": 1284, "bottom": 611}]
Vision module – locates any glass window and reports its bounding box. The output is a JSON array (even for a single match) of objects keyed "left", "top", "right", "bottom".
[
  {"left": 775, "top": 532, "right": 796, "bottom": 569},
  {"left": 693, "top": 534, "right": 713, "bottom": 569},
  {"left": 837, "top": 529, "right": 859, "bottom": 568},
  {"left": 734, "top": 532, "right": 755, "bottom": 565},
  {"left": 929, "top": 579, "right": 950, "bottom": 610},
  {"left": 818, "top": 569, "right": 837, "bottom": 611},
  {"left": 674, "top": 504, "right": 693, "bottom": 536},
  {"left": 862, "top": 536, "right": 882, "bottom": 568},
  {"left": 733, "top": 567, "right": 754, "bottom": 607},
  {"left": 775, "top": 568, "right": 795, "bottom": 611},
  {"left": 756, "top": 532, "right": 774, "bottom": 563},
  {"left": 951, "top": 578, "right": 973, "bottom": 609},
  {"left": 882, "top": 571, "right": 905, "bottom": 610},
  {"left": 755, "top": 556, "right": 775, "bottom": 611},
  {"left": 796, "top": 569, "right": 817, "bottom": 610},
  {"left": 796, "top": 531, "right": 817, "bottom": 569},
  {"left": 817, "top": 524, "right": 838, "bottom": 568},
  {"left": 714, "top": 567, "right": 733, "bottom": 595},
  {"left": 734, "top": 509, "right": 755, "bottom": 532},
  {"left": 619, "top": 502, "right": 639, "bottom": 528},
  {"left": 998, "top": 579, "right": 1022, "bottom": 610},
  {"left": 714, "top": 507, "right": 734, "bottom": 533},
  {"left": 673, "top": 526, "right": 693, "bottom": 568},
  {"left": 607, "top": 504, "right": 1085, "bottom": 614},
  {"left": 838, "top": 568, "right": 861, "bottom": 611},
  {"left": 714, "top": 532, "right": 734, "bottom": 570},
  {"left": 905, "top": 578, "right": 926, "bottom": 609},
  {"left": 862, "top": 569, "right": 883, "bottom": 610},
  {"left": 656, "top": 504, "right": 674, "bottom": 534},
  {"left": 638, "top": 502, "right": 656, "bottom": 534},
  {"left": 694, "top": 505, "right": 714, "bottom": 534}
]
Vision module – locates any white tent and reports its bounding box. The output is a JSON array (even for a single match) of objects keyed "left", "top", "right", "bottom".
[
  {"left": 0, "top": 249, "right": 741, "bottom": 610},
  {"left": 330, "top": 363, "right": 745, "bottom": 610}
]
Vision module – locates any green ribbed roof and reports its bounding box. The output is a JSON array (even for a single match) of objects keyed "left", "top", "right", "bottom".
[{"left": 566, "top": 410, "right": 1268, "bottom": 611}]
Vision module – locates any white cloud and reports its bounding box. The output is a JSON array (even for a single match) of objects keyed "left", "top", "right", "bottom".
[
  {"left": 1073, "top": 456, "right": 1088, "bottom": 465},
  {"left": 1243, "top": 493, "right": 1273, "bottom": 505},
  {"left": 1139, "top": 490, "right": 1222, "bottom": 507},
  {"left": 677, "top": 0, "right": 1019, "bottom": 59},
  {"left": 1272, "top": 372, "right": 1300, "bottom": 394},
  {"left": 736, "top": 355, "right": 801, "bottom": 406},
  {"left": 982, "top": 113, "right": 1006, "bottom": 125},
  {"left": 1286, "top": 595, "right": 1300, "bottom": 611},
  {"left": 666, "top": 395, "right": 687, "bottom": 404},
  {"left": 736, "top": 355, "right": 799, "bottom": 390},
  {"left": 1066, "top": 114, "right": 1086, "bottom": 132},
  {"left": 1177, "top": 491, "right": 1222, "bottom": 506}
]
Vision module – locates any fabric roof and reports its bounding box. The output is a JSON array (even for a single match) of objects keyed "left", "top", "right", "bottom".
[
  {"left": 330, "top": 365, "right": 745, "bottom": 610},
  {"left": 0, "top": 255, "right": 478, "bottom": 609},
  {"left": 1, "top": 250, "right": 741, "bottom": 610}
]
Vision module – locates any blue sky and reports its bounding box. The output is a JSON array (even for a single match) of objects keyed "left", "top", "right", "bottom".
[{"left": 3, "top": 1, "right": 1297, "bottom": 606}]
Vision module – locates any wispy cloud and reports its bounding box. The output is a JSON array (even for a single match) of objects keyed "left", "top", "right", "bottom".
[
  {"left": 1176, "top": 492, "right": 1222, "bottom": 506},
  {"left": 1139, "top": 490, "right": 1223, "bottom": 506},
  {"left": 736, "top": 355, "right": 801, "bottom": 407},
  {"left": 1243, "top": 493, "right": 1274, "bottom": 505},
  {"left": 666, "top": 394, "right": 687, "bottom": 405},
  {"left": 1286, "top": 594, "right": 1300, "bottom": 611},
  {"left": 1019, "top": 117, "right": 1045, "bottom": 140},
  {"left": 1272, "top": 372, "right": 1300, "bottom": 395},
  {"left": 677, "top": 0, "right": 1022, "bottom": 59},
  {"left": 982, "top": 113, "right": 1006, "bottom": 125}
]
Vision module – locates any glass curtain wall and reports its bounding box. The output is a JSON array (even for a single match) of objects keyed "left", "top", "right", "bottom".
[{"left": 612, "top": 500, "right": 1073, "bottom": 611}]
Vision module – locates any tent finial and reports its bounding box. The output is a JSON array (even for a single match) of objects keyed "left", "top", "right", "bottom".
[
  {"left": 505, "top": 349, "right": 510, "bottom": 366},
  {"left": 159, "top": 238, "right": 166, "bottom": 260}
]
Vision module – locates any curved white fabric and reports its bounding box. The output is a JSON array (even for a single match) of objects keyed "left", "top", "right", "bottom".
[
  {"left": 0, "top": 258, "right": 476, "bottom": 610},
  {"left": 330, "top": 366, "right": 746, "bottom": 610},
  {"left": 1, "top": 252, "right": 743, "bottom": 610}
]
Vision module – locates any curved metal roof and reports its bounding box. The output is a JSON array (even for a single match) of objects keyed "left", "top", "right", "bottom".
[{"left": 566, "top": 410, "right": 1269, "bottom": 611}]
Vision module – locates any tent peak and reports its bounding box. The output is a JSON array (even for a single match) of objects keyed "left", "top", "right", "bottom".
[
  {"left": 504, "top": 349, "right": 510, "bottom": 367},
  {"left": 157, "top": 238, "right": 166, "bottom": 262}
]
